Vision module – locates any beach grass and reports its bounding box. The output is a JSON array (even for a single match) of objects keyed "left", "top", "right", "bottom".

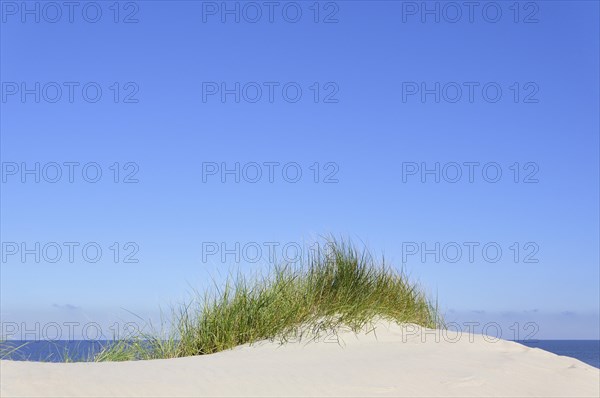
[
  {"left": 93, "top": 239, "right": 442, "bottom": 361},
  {"left": 0, "top": 341, "right": 30, "bottom": 361}
]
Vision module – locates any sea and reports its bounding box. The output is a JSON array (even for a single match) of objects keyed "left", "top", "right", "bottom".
[
  {"left": 1, "top": 340, "right": 599, "bottom": 368},
  {"left": 517, "top": 340, "right": 600, "bottom": 369}
]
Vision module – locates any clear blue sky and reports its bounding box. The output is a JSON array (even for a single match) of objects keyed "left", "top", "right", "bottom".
[{"left": 1, "top": 1, "right": 598, "bottom": 340}]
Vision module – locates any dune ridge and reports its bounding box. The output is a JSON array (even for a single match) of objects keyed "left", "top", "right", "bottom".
[{"left": 2, "top": 321, "right": 598, "bottom": 397}]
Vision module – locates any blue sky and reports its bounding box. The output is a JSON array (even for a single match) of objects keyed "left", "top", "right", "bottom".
[{"left": 1, "top": 1, "right": 599, "bottom": 340}]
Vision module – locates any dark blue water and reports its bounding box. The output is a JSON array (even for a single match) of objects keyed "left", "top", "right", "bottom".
[
  {"left": 2, "top": 340, "right": 599, "bottom": 367},
  {"left": 516, "top": 340, "right": 600, "bottom": 369},
  {"left": 0, "top": 340, "right": 113, "bottom": 362}
]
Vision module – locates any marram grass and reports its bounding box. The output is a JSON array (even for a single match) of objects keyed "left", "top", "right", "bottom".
[{"left": 94, "top": 240, "right": 442, "bottom": 362}]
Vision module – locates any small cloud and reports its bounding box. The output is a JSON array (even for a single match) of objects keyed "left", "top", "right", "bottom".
[
  {"left": 560, "top": 311, "right": 576, "bottom": 317},
  {"left": 524, "top": 309, "right": 539, "bottom": 313},
  {"left": 52, "top": 303, "right": 81, "bottom": 311},
  {"left": 471, "top": 310, "right": 485, "bottom": 314}
]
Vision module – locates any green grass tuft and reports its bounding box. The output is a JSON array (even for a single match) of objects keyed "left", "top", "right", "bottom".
[{"left": 94, "top": 239, "right": 442, "bottom": 361}]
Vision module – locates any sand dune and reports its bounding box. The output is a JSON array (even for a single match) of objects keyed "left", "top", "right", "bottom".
[{"left": 1, "top": 321, "right": 598, "bottom": 397}]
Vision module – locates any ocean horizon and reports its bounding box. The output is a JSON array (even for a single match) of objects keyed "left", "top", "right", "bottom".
[
  {"left": 2, "top": 339, "right": 599, "bottom": 369},
  {"left": 517, "top": 340, "right": 600, "bottom": 369}
]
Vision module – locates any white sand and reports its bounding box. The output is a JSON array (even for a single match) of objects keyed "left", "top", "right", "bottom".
[{"left": 1, "top": 321, "right": 598, "bottom": 397}]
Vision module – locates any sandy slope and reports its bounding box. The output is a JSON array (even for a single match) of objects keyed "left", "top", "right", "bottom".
[{"left": 1, "top": 321, "right": 598, "bottom": 397}]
